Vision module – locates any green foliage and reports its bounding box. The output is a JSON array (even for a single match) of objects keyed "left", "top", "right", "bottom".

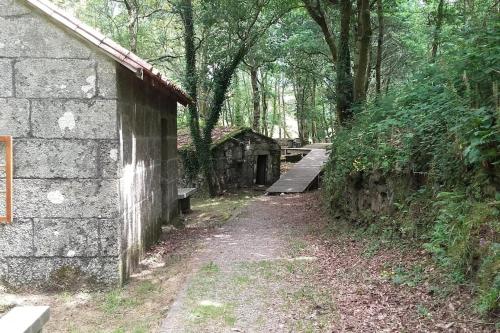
[
  {"left": 424, "top": 192, "right": 499, "bottom": 313},
  {"left": 392, "top": 265, "right": 425, "bottom": 287},
  {"left": 101, "top": 289, "right": 139, "bottom": 314},
  {"left": 323, "top": 18, "right": 499, "bottom": 316},
  {"left": 179, "top": 148, "right": 200, "bottom": 183},
  {"left": 200, "top": 262, "right": 221, "bottom": 274},
  {"left": 416, "top": 304, "right": 430, "bottom": 318}
]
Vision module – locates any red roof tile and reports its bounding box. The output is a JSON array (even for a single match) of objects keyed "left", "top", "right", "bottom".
[{"left": 24, "top": 0, "right": 192, "bottom": 106}]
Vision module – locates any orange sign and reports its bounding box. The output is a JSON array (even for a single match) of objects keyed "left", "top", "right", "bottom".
[{"left": 0, "top": 136, "right": 12, "bottom": 223}]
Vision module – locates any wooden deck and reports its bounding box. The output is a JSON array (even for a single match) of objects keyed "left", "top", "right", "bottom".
[{"left": 267, "top": 149, "right": 329, "bottom": 194}]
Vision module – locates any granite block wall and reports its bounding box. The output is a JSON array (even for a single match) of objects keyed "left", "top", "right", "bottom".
[
  {"left": 116, "top": 67, "right": 178, "bottom": 280},
  {"left": 0, "top": 0, "right": 179, "bottom": 288},
  {"left": 212, "top": 132, "right": 281, "bottom": 189},
  {"left": 0, "top": 0, "right": 121, "bottom": 288}
]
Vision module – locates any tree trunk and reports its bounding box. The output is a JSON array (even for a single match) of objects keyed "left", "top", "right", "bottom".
[
  {"left": 271, "top": 79, "right": 278, "bottom": 138},
  {"left": 251, "top": 67, "right": 261, "bottom": 132},
  {"left": 203, "top": 62, "right": 247, "bottom": 196},
  {"left": 375, "top": 0, "right": 384, "bottom": 94},
  {"left": 124, "top": 0, "right": 139, "bottom": 53},
  {"left": 281, "top": 80, "right": 288, "bottom": 138},
  {"left": 234, "top": 73, "right": 243, "bottom": 126},
  {"left": 225, "top": 99, "right": 232, "bottom": 126},
  {"left": 353, "top": 0, "right": 372, "bottom": 102},
  {"left": 364, "top": 45, "right": 372, "bottom": 94},
  {"left": 180, "top": 0, "right": 228, "bottom": 197},
  {"left": 294, "top": 82, "right": 307, "bottom": 144},
  {"left": 336, "top": 0, "right": 354, "bottom": 125},
  {"left": 322, "top": 102, "right": 328, "bottom": 139},
  {"left": 431, "top": 0, "right": 445, "bottom": 61},
  {"left": 179, "top": 0, "right": 217, "bottom": 195},
  {"left": 303, "top": 0, "right": 337, "bottom": 63},
  {"left": 311, "top": 79, "right": 318, "bottom": 143},
  {"left": 261, "top": 74, "right": 269, "bottom": 136}
]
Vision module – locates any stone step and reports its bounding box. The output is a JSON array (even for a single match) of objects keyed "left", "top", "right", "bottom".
[{"left": 0, "top": 306, "right": 50, "bottom": 333}]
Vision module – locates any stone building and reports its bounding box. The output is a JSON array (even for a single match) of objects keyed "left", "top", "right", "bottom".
[
  {"left": 0, "top": 0, "right": 191, "bottom": 288},
  {"left": 178, "top": 127, "right": 281, "bottom": 190}
]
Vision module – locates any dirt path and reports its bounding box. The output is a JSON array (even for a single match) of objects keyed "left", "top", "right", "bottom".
[
  {"left": 159, "top": 194, "right": 335, "bottom": 332},
  {"left": 158, "top": 192, "right": 496, "bottom": 333}
]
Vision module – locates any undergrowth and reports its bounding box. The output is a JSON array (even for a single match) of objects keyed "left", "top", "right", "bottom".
[{"left": 324, "top": 21, "right": 499, "bottom": 316}]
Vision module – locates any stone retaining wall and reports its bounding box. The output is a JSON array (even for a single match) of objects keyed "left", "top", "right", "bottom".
[{"left": 333, "top": 170, "right": 425, "bottom": 223}]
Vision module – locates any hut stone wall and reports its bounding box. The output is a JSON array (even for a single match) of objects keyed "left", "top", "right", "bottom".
[
  {"left": 116, "top": 67, "right": 178, "bottom": 280},
  {"left": 0, "top": 0, "right": 179, "bottom": 288},
  {"left": 213, "top": 131, "right": 280, "bottom": 189},
  {"left": 179, "top": 130, "right": 280, "bottom": 190}
]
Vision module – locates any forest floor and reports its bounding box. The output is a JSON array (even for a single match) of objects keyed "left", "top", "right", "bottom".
[{"left": 0, "top": 191, "right": 496, "bottom": 332}]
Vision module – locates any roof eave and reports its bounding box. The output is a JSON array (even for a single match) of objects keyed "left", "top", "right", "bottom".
[{"left": 23, "top": 0, "right": 193, "bottom": 106}]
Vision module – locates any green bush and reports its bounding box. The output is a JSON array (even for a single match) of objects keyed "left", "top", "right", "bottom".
[{"left": 324, "top": 22, "right": 499, "bottom": 316}]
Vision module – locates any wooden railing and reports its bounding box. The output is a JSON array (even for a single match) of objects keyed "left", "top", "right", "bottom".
[
  {"left": 280, "top": 147, "right": 312, "bottom": 156},
  {"left": 0, "top": 136, "right": 13, "bottom": 223}
]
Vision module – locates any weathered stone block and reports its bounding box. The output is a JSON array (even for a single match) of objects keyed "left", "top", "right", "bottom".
[
  {"left": 15, "top": 59, "right": 96, "bottom": 99},
  {"left": 93, "top": 257, "right": 120, "bottom": 284},
  {"left": 98, "top": 140, "right": 120, "bottom": 179},
  {"left": 0, "top": 0, "right": 30, "bottom": 16},
  {"left": 97, "top": 58, "right": 117, "bottom": 99},
  {"left": 0, "top": 218, "right": 33, "bottom": 256},
  {"left": 166, "top": 159, "right": 178, "bottom": 181},
  {"left": 150, "top": 137, "right": 161, "bottom": 164},
  {"left": 4, "top": 258, "right": 32, "bottom": 287},
  {"left": 33, "top": 218, "right": 100, "bottom": 257},
  {"left": 119, "top": 167, "right": 136, "bottom": 216},
  {"left": 99, "top": 219, "right": 119, "bottom": 256},
  {"left": 146, "top": 109, "right": 160, "bottom": 138},
  {"left": 12, "top": 257, "right": 120, "bottom": 287},
  {"left": 14, "top": 139, "right": 98, "bottom": 178},
  {"left": 31, "top": 99, "right": 117, "bottom": 139},
  {"left": 0, "top": 15, "right": 91, "bottom": 58},
  {"left": 14, "top": 179, "right": 119, "bottom": 218},
  {"left": 134, "top": 107, "right": 146, "bottom": 137},
  {"left": 0, "top": 257, "right": 7, "bottom": 280},
  {"left": 167, "top": 135, "right": 178, "bottom": 158},
  {"left": 0, "top": 98, "right": 30, "bottom": 138},
  {"left": 0, "top": 59, "right": 13, "bottom": 98},
  {"left": 162, "top": 109, "right": 177, "bottom": 135}
]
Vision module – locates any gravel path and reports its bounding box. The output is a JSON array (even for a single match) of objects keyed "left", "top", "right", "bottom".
[
  {"left": 158, "top": 192, "right": 495, "bottom": 333},
  {"left": 159, "top": 194, "right": 335, "bottom": 333}
]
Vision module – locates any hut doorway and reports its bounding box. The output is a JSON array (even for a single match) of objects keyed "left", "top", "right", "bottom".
[{"left": 255, "top": 155, "right": 268, "bottom": 185}]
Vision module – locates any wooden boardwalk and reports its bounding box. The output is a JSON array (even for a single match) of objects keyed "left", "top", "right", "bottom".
[{"left": 267, "top": 149, "right": 329, "bottom": 194}]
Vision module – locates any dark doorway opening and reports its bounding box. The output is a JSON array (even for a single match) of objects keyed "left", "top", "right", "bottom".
[{"left": 255, "top": 155, "right": 268, "bottom": 185}]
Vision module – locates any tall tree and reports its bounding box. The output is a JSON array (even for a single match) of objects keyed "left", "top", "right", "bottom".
[
  {"left": 353, "top": 0, "right": 372, "bottom": 102},
  {"left": 303, "top": 0, "right": 337, "bottom": 63},
  {"left": 123, "top": 0, "right": 139, "bottom": 52},
  {"left": 375, "top": 0, "right": 384, "bottom": 94},
  {"left": 177, "top": 0, "right": 293, "bottom": 196},
  {"left": 336, "top": 0, "right": 354, "bottom": 125},
  {"left": 431, "top": 0, "right": 445, "bottom": 61},
  {"left": 249, "top": 65, "right": 261, "bottom": 131},
  {"left": 177, "top": 0, "right": 214, "bottom": 194}
]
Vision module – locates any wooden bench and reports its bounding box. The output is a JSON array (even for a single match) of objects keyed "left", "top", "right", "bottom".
[
  {"left": 178, "top": 188, "right": 197, "bottom": 214},
  {"left": 0, "top": 306, "right": 50, "bottom": 333}
]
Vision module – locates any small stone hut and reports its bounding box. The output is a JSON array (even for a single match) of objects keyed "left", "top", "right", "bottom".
[
  {"left": 178, "top": 127, "right": 281, "bottom": 190},
  {"left": 0, "top": 0, "right": 191, "bottom": 288}
]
